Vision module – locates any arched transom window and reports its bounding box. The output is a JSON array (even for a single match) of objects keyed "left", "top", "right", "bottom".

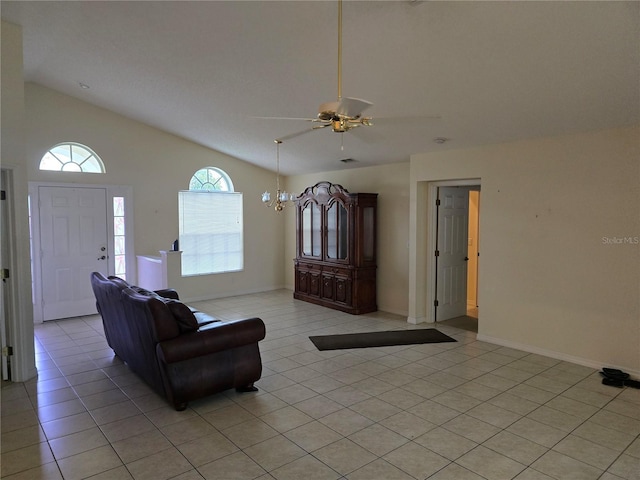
[
  {"left": 39, "top": 142, "right": 105, "bottom": 173},
  {"left": 189, "top": 167, "right": 233, "bottom": 192}
]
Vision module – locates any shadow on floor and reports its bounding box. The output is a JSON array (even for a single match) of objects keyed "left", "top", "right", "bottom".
[{"left": 436, "top": 306, "right": 478, "bottom": 333}]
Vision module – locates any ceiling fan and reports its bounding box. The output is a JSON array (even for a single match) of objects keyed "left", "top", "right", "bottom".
[
  {"left": 256, "top": 0, "right": 440, "bottom": 143},
  {"left": 256, "top": 0, "right": 381, "bottom": 142}
]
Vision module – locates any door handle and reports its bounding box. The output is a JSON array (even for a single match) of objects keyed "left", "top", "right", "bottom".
[
  {"left": 464, "top": 257, "right": 469, "bottom": 261},
  {"left": 98, "top": 256, "right": 106, "bottom": 260}
]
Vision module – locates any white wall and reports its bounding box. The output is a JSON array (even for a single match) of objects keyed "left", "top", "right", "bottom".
[
  {"left": 25, "top": 83, "right": 286, "bottom": 301},
  {"left": 285, "top": 163, "right": 411, "bottom": 316},
  {"left": 410, "top": 126, "right": 640, "bottom": 374}
]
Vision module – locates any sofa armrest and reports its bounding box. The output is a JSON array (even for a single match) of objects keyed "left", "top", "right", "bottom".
[
  {"left": 154, "top": 289, "right": 179, "bottom": 300},
  {"left": 156, "top": 317, "right": 265, "bottom": 364}
]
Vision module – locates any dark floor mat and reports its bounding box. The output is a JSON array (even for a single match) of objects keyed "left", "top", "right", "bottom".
[{"left": 309, "top": 328, "right": 456, "bottom": 351}]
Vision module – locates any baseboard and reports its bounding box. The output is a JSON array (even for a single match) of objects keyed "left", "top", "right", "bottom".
[
  {"left": 377, "top": 306, "right": 409, "bottom": 319},
  {"left": 407, "top": 315, "right": 429, "bottom": 325},
  {"left": 476, "top": 333, "right": 640, "bottom": 378}
]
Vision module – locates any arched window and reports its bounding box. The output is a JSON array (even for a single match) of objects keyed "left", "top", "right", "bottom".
[
  {"left": 188, "top": 167, "right": 233, "bottom": 192},
  {"left": 179, "top": 167, "right": 243, "bottom": 276},
  {"left": 39, "top": 143, "right": 105, "bottom": 173}
]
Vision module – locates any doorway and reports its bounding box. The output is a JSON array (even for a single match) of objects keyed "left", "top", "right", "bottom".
[
  {"left": 466, "top": 190, "right": 480, "bottom": 314},
  {"left": 432, "top": 183, "right": 480, "bottom": 332},
  {"left": 38, "top": 186, "right": 108, "bottom": 320},
  {"left": 29, "top": 182, "right": 134, "bottom": 322}
]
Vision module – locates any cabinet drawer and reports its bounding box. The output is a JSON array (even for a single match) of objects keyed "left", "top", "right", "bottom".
[
  {"left": 324, "top": 266, "right": 351, "bottom": 278},
  {"left": 297, "top": 262, "right": 321, "bottom": 271}
]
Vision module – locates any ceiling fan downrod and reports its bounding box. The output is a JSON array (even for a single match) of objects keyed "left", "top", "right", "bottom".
[{"left": 338, "top": 0, "right": 342, "bottom": 101}]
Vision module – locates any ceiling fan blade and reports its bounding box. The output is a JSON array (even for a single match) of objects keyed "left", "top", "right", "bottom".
[
  {"left": 276, "top": 124, "right": 330, "bottom": 143},
  {"left": 251, "top": 116, "right": 318, "bottom": 122},
  {"left": 336, "top": 97, "right": 373, "bottom": 118},
  {"left": 370, "top": 114, "right": 441, "bottom": 124}
]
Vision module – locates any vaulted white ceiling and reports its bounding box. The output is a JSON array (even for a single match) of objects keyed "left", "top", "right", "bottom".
[{"left": 2, "top": 1, "right": 638, "bottom": 175}]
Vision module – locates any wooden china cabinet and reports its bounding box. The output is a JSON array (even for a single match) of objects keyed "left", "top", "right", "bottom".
[{"left": 293, "top": 181, "right": 377, "bottom": 314}]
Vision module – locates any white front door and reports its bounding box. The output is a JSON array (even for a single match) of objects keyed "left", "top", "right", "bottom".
[
  {"left": 435, "top": 187, "right": 469, "bottom": 321},
  {"left": 39, "top": 186, "right": 108, "bottom": 320}
]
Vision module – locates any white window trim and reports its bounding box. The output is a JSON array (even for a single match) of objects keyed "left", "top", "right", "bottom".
[
  {"left": 39, "top": 142, "right": 106, "bottom": 173},
  {"left": 189, "top": 166, "right": 233, "bottom": 192}
]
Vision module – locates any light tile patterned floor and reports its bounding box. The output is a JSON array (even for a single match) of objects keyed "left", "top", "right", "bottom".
[{"left": 2, "top": 289, "right": 639, "bottom": 479}]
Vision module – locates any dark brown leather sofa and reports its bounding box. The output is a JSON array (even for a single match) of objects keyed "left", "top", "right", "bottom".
[{"left": 90, "top": 272, "right": 266, "bottom": 410}]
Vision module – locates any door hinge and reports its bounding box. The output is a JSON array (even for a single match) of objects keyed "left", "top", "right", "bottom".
[
  {"left": 434, "top": 300, "right": 439, "bottom": 307},
  {"left": 2, "top": 346, "right": 13, "bottom": 356},
  {"left": 0, "top": 190, "right": 6, "bottom": 201},
  {"left": 435, "top": 198, "right": 441, "bottom": 206},
  {"left": 435, "top": 250, "right": 439, "bottom": 257},
  {"left": 0, "top": 269, "right": 9, "bottom": 280}
]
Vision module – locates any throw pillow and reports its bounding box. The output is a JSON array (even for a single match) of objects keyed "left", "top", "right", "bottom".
[{"left": 166, "top": 300, "right": 199, "bottom": 333}]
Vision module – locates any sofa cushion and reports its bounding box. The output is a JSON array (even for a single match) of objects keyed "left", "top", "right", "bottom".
[
  {"left": 165, "top": 300, "right": 199, "bottom": 333},
  {"left": 130, "top": 286, "right": 161, "bottom": 298},
  {"left": 124, "top": 285, "right": 202, "bottom": 333},
  {"left": 109, "top": 277, "right": 215, "bottom": 333},
  {"left": 108, "top": 275, "right": 130, "bottom": 290},
  {"left": 121, "top": 287, "right": 181, "bottom": 342},
  {"left": 193, "top": 310, "right": 220, "bottom": 327}
]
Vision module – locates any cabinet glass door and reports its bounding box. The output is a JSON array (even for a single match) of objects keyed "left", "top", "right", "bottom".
[
  {"left": 326, "top": 201, "right": 348, "bottom": 260},
  {"left": 302, "top": 202, "right": 321, "bottom": 257}
]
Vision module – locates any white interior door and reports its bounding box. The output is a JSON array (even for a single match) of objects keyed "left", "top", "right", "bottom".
[
  {"left": 39, "top": 186, "right": 108, "bottom": 320},
  {"left": 435, "top": 187, "right": 469, "bottom": 321}
]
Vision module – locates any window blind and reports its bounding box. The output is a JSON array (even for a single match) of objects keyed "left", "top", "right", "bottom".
[{"left": 178, "top": 191, "right": 243, "bottom": 275}]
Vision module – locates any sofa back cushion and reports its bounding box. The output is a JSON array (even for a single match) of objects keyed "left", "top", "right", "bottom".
[
  {"left": 123, "top": 285, "right": 198, "bottom": 333},
  {"left": 118, "top": 288, "right": 171, "bottom": 396},
  {"left": 122, "top": 288, "right": 181, "bottom": 342},
  {"left": 106, "top": 275, "right": 197, "bottom": 336},
  {"left": 108, "top": 275, "right": 130, "bottom": 290}
]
